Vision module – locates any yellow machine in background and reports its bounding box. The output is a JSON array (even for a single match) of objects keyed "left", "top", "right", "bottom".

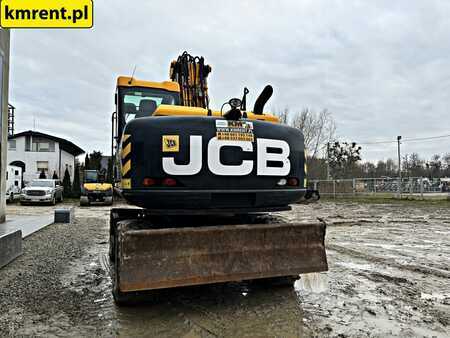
[{"left": 80, "top": 170, "right": 113, "bottom": 206}]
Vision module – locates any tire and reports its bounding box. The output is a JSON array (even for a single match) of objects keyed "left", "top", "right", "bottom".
[
  {"left": 106, "top": 196, "right": 114, "bottom": 206},
  {"left": 111, "top": 234, "right": 151, "bottom": 306},
  {"left": 109, "top": 233, "right": 115, "bottom": 261},
  {"left": 80, "top": 196, "right": 90, "bottom": 207},
  {"left": 111, "top": 230, "right": 133, "bottom": 305}
]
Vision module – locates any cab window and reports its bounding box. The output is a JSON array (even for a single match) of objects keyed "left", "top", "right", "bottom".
[{"left": 120, "top": 87, "right": 180, "bottom": 123}]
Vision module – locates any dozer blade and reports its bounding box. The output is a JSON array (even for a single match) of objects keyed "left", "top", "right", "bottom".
[{"left": 115, "top": 221, "right": 327, "bottom": 292}]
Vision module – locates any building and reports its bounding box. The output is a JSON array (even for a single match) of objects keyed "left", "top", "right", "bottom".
[
  {"left": 8, "top": 130, "right": 84, "bottom": 184},
  {"left": 0, "top": 29, "right": 10, "bottom": 223}
]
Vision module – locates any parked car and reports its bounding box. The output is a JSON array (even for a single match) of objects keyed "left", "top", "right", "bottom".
[{"left": 20, "top": 179, "right": 63, "bottom": 205}]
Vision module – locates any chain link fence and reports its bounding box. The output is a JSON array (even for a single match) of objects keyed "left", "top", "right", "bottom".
[{"left": 310, "top": 177, "right": 450, "bottom": 199}]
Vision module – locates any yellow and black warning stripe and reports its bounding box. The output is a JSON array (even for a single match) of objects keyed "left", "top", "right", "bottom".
[{"left": 121, "top": 134, "right": 132, "bottom": 188}]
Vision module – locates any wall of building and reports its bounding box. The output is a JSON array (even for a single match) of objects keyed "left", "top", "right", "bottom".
[
  {"left": 60, "top": 149, "right": 75, "bottom": 179},
  {"left": 8, "top": 136, "right": 76, "bottom": 183},
  {"left": 0, "top": 29, "right": 10, "bottom": 223}
]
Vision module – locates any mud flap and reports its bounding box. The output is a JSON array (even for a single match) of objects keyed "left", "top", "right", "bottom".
[{"left": 115, "top": 220, "right": 327, "bottom": 293}]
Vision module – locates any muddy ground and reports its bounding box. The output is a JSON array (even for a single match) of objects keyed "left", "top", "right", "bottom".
[{"left": 0, "top": 200, "right": 449, "bottom": 337}]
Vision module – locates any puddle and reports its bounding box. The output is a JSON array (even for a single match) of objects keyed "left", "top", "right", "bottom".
[{"left": 295, "top": 273, "right": 328, "bottom": 294}]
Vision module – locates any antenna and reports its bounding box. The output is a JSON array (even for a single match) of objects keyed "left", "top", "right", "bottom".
[
  {"left": 33, "top": 113, "right": 36, "bottom": 130},
  {"left": 128, "top": 65, "right": 137, "bottom": 84}
]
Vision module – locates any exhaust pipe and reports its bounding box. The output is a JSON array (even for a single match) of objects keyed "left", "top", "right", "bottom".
[{"left": 253, "top": 85, "right": 273, "bottom": 115}]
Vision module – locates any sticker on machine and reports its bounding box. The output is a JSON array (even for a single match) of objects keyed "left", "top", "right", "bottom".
[
  {"left": 215, "top": 120, "right": 254, "bottom": 142},
  {"left": 162, "top": 135, "right": 180, "bottom": 152}
]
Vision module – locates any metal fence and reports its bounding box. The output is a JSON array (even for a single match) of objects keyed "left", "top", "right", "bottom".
[{"left": 309, "top": 177, "right": 449, "bottom": 199}]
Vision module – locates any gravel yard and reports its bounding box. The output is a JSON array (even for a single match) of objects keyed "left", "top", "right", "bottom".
[{"left": 0, "top": 200, "right": 448, "bottom": 337}]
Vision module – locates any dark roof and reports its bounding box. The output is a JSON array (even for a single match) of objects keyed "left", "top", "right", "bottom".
[{"left": 9, "top": 130, "right": 85, "bottom": 156}]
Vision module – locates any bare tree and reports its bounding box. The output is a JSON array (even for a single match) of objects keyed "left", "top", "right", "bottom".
[
  {"left": 272, "top": 107, "right": 336, "bottom": 179},
  {"left": 273, "top": 107, "right": 290, "bottom": 125},
  {"left": 290, "top": 108, "right": 336, "bottom": 158}
]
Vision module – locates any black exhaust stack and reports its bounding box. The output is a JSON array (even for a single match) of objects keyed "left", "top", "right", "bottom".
[{"left": 253, "top": 85, "right": 273, "bottom": 115}]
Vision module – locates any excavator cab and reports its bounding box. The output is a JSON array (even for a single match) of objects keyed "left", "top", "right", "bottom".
[{"left": 114, "top": 78, "right": 180, "bottom": 140}]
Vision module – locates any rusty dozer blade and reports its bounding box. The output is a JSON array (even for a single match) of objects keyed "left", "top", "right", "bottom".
[{"left": 115, "top": 220, "right": 327, "bottom": 293}]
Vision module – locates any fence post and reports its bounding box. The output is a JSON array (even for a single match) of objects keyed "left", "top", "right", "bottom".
[
  {"left": 352, "top": 178, "right": 356, "bottom": 197},
  {"left": 420, "top": 177, "right": 424, "bottom": 200},
  {"left": 409, "top": 178, "right": 413, "bottom": 196},
  {"left": 333, "top": 180, "right": 336, "bottom": 199},
  {"left": 374, "top": 178, "right": 377, "bottom": 194}
]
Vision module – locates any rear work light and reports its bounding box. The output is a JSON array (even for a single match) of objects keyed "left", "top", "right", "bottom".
[
  {"left": 161, "top": 178, "right": 177, "bottom": 187},
  {"left": 143, "top": 178, "right": 156, "bottom": 187},
  {"left": 287, "top": 178, "right": 299, "bottom": 186}
]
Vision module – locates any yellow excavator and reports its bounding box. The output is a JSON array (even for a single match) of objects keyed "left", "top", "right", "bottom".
[
  {"left": 110, "top": 52, "right": 326, "bottom": 303},
  {"left": 80, "top": 169, "right": 113, "bottom": 206}
]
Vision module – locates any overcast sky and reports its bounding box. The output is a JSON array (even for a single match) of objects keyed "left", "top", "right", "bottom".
[{"left": 9, "top": 0, "right": 450, "bottom": 162}]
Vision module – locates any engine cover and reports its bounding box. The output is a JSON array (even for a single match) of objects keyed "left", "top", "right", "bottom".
[{"left": 120, "top": 116, "right": 306, "bottom": 210}]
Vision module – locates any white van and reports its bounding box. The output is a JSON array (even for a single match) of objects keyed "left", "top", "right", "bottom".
[{"left": 6, "top": 165, "right": 22, "bottom": 202}]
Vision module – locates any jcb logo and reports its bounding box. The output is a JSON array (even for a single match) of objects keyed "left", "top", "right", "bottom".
[
  {"left": 162, "top": 136, "right": 290, "bottom": 176},
  {"left": 162, "top": 135, "right": 179, "bottom": 152}
]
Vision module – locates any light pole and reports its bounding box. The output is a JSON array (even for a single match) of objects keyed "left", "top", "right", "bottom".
[
  {"left": 326, "top": 142, "right": 331, "bottom": 180},
  {"left": 397, "top": 136, "right": 402, "bottom": 198}
]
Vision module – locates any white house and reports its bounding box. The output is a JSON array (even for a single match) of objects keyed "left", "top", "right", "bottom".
[{"left": 7, "top": 130, "right": 84, "bottom": 184}]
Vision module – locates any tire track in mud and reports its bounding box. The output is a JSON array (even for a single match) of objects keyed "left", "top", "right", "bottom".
[
  {"left": 3, "top": 201, "right": 449, "bottom": 337},
  {"left": 290, "top": 202, "right": 450, "bottom": 337},
  {"left": 327, "top": 244, "right": 450, "bottom": 279}
]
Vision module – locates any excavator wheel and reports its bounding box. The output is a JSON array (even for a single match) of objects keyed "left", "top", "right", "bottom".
[
  {"left": 111, "top": 215, "right": 163, "bottom": 306},
  {"left": 109, "top": 208, "right": 141, "bottom": 261},
  {"left": 106, "top": 196, "right": 114, "bottom": 206},
  {"left": 80, "top": 196, "right": 90, "bottom": 207},
  {"left": 112, "top": 252, "right": 143, "bottom": 305}
]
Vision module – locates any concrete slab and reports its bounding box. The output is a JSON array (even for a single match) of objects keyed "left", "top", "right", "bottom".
[
  {"left": 0, "top": 214, "right": 54, "bottom": 238},
  {"left": 0, "top": 230, "right": 22, "bottom": 268},
  {"left": 54, "top": 208, "right": 74, "bottom": 223},
  {"left": 0, "top": 214, "right": 53, "bottom": 269}
]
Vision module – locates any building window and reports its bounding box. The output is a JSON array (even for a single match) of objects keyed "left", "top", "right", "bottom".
[
  {"left": 36, "top": 161, "right": 49, "bottom": 173},
  {"left": 32, "top": 138, "right": 55, "bottom": 152},
  {"left": 25, "top": 136, "right": 31, "bottom": 151},
  {"left": 14, "top": 170, "right": 19, "bottom": 175},
  {"left": 8, "top": 139, "right": 16, "bottom": 150},
  {"left": 38, "top": 142, "right": 50, "bottom": 151}
]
